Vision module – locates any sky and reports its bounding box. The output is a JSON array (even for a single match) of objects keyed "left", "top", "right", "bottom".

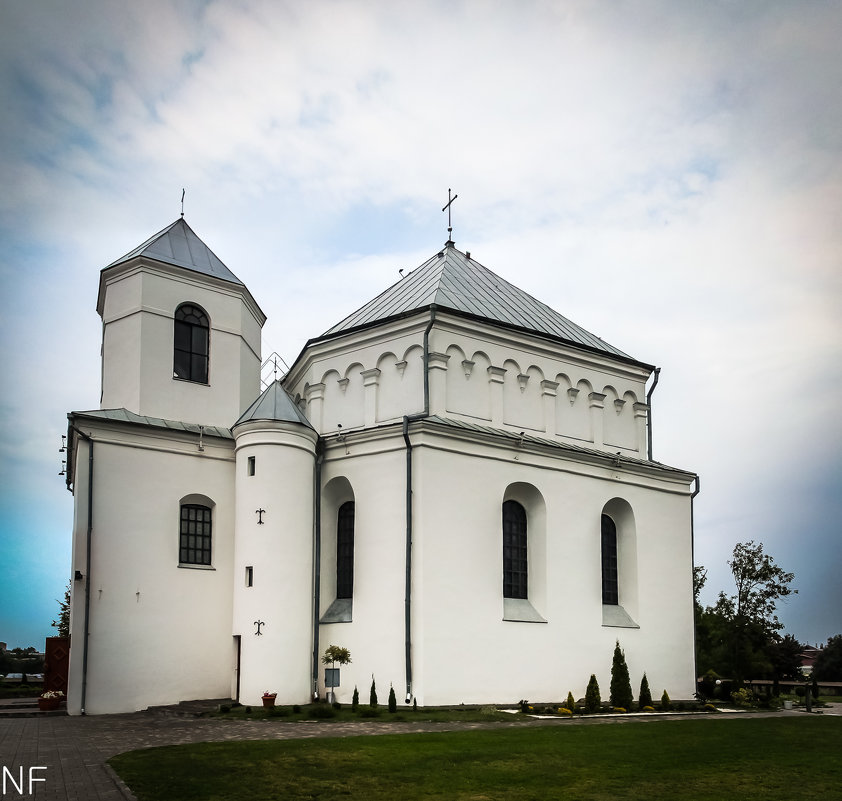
[{"left": 0, "top": 0, "right": 839, "bottom": 651}]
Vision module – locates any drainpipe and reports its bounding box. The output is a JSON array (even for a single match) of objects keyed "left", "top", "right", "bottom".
[
  {"left": 690, "top": 475, "right": 701, "bottom": 688},
  {"left": 312, "top": 438, "right": 325, "bottom": 700},
  {"left": 645, "top": 367, "right": 661, "bottom": 461},
  {"left": 401, "top": 305, "right": 437, "bottom": 703},
  {"left": 71, "top": 426, "right": 94, "bottom": 716}
]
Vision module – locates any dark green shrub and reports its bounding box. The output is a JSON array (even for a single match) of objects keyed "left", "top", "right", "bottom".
[
  {"left": 811, "top": 676, "right": 819, "bottom": 700},
  {"left": 585, "top": 675, "right": 601, "bottom": 713},
  {"left": 610, "top": 641, "right": 633, "bottom": 711},
  {"left": 269, "top": 707, "right": 290, "bottom": 717},
  {"left": 795, "top": 686, "right": 806, "bottom": 698},
  {"left": 219, "top": 704, "right": 231, "bottom": 713},
  {"left": 660, "top": 690, "right": 671, "bottom": 711},
  {"left": 638, "top": 673, "right": 653, "bottom": 710},
  {"left": 351, "top": 686, "right": 359, "bottom": 711},
  {"left": 519, "top": 699, "right": 530, "bottom": 713},
  {"left": 370, "top": 677, "right": 378, "bottom": 707},
  {"left": 332, "top": 702, "right": 341, "bottom": 710},
  {"left": 308, "top": 704, "right": 337, "bottom": 719},
  {"left": 388, "top": 685, "right": 397, "bottom": 713},
  {"left": 292, "top": 704, "right": 302, "bottom": 713},
  {"left": 245, "top": 706, "right": 252, "bottom": 714},
  {"left": 565, "top": 691, "right": 576, "bottom": 712},
  {"left": 413, "top": 697, "right": 417, "bottom": 712},
  {"left": 359, "top": 708, "right": 380, "bottom": 718}
]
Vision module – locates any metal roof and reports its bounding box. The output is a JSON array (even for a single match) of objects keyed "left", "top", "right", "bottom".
[
  {"left": 322, "top": 243, "right": 634, "bottom": 361},
  {"left": 422, "top": 415, "right": 688, "bottom": 473},
  {"left": 105, "top": 218, "right": 243, "bottom": 285},
  {"left": 234, "top": 380, "right": 314, "bottom": 429},
  {"left": 69, "top": 408, "right": 233, "bottom": 438}
]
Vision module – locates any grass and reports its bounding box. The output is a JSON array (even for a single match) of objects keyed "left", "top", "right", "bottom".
[{"left": 109, "top": 716, "right": 842, "bottom": 800}]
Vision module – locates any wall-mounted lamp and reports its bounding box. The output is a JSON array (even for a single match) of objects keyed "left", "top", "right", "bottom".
[{"left": 74, "top": 570, "right": 84, "bottom": 581}]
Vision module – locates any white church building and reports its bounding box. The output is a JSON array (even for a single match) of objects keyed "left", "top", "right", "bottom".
[{"left": 65, "top": 217, "right": 698, "bottom": 715}]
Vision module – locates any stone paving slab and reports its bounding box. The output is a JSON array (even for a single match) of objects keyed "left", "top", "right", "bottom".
[{"left": 0, "top": 705, "right": 836, "bottom": 800}]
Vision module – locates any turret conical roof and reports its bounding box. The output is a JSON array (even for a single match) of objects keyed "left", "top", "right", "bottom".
[{"left": 234, "top": 380, "right": 314, "bottom": 429}]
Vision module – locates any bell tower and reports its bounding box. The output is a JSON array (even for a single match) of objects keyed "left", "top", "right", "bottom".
[{"left": 97, "top": 218, "right": 266, "bottom": 428}]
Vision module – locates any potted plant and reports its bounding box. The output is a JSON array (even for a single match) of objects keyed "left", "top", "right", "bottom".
[
  {"left": 321, "top": 645, "right": 352, "bottom": 703},
  {"left": 261, "top": 691, "right": 277, "bottom": 709},
  {"left": 38, "top": 690, "right": 64, "bottom": 711}
]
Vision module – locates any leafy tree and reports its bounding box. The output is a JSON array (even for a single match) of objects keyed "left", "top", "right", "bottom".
[
  {"left": 51, "top": 581, "right": 71, "bottom": 638},
  {"left": 638, "top": 673, "right": 653, "bottom": 709},
  {"left": 695, "top": 542, "right": 797, "bottom": 682},
  {"left": 584, "top": 674, "right": 600, "bottom": 713},
  {"left": 813, "top": 635, "right": 842, "bottom": 682},
  {"left": 609, "top": 641, "right": 633, "bottom": 710}
]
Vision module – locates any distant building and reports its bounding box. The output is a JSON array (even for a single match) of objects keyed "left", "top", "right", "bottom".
[{"left": 65, "top": 218, "right": 698, "bottom": 714}]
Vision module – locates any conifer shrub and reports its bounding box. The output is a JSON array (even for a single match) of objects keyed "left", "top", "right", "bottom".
[
  {"left": 388, "top": 684, "right": 397, "bottom": 713},
  {"left": 660, "top": 690, "right": 671, "bottom": 711},
  {"left": 370, "top": 677, "right": 378, "bottom": 707},
  {"left": 585, "top": 675, "right": 601, "bottom": 713},
  {"left": 413, "top": 698, "right": 417, "bottom": 712},
  {"left": 309, "top": 704, "right": 337, "bottom": 719},
  {"left": 352, "top": 686, "right": 359, "bottom": 711},
  {"left": 610, "top": 641, "right": 633, "bottom": 711},
  {"left": 638, "top": 673, "right": 653, "bottom": 710},
  {"left": 292, "top": 704, "right": 301, "bottom": 713},
  {"left": 565, "top": 691, "right": 576, "bottom": 712}
]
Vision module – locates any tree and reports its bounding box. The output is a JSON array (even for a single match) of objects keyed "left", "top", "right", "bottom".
[
  {"left": 52, "top": 581, "right": 71, "bottom": 639},
  {"left": 388, "top": 684, "right": 397, "bottom": 713},
  {"left": 609, "top": 641, "right": 633, "bottom": 710},
  {"left": 585, "top": 674, "right": 601, "bottom": 713},
  {"left": 638, "top": 673, "right": 653, "bottom": 709},
  {"left": 369, "top": 676, "right": 378, "bottom": 707},
  {"left": 321, "top": 645, "right": 351, "bottom": 698},
  {"left": 813, "top": 635, "right": 842, "bottom": 682},
  {"left": 727, "top": 541, "right": 796, "bottom": 680}
]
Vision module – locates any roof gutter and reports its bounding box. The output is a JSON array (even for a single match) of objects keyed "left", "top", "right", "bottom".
[
  {"left": 646, "top": 367, "right": 661, "bottom": 461},
  {"left": 690, "top": 475, "right": 701, "bottom": 686},
  {"left": 401, "top": 304, "right": 437, "bottom": 703}
]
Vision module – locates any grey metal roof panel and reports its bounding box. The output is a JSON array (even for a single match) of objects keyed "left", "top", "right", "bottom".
[
  {"left": 70, "top": 408, "right": 234, "bottom": 438},
  {"left": 234, "top": 380, "right": 314, "bottom": 429},
  {"left": 423, "top": 415, "right": 688, "bottom": 472},
  {"left": 322, "top": 245, "right": 634, "bottom": 361},
  {"left": 106, "top": 218, "right": 243, "bottom": 285}
]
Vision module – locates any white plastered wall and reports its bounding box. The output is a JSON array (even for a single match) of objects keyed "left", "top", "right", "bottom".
[{"left": 66, "top": 424, "right": 235, "bottom": 714}]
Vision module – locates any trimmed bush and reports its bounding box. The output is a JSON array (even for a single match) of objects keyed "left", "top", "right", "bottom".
[
  {"left": 585, "top": 675, "right": 601, "bottom": 713},
  {"left": 610, "top": 641, "right": 633, "bottom": 711},
  {"left": 613, "top": 707, "right": 627, "bottom": 714},
  {"left": 638, "top": 673, "right": 653, "bottom": 710},
  {"left": 351, "top": 686, "right": 359, "bottom": 711},
  {"left": 308, "top": 704, "right": 337, "bottom": 719},
  {"left": 388, "top": 685, "right": 397, "bottom": 713},
  {"left": 565, "top": 691, "right": 576, "bottom": 712},
  {"left": 370, "top": 677, "right": 378, "bottom": 708},
  {"left": 558, "top": 707, "right": 573, "bottom": 716},
  {"left": 359, "top": 708, "right": 380, "bottom": 718},
  {"left": 292, "top": 704, "right": 301, "bottom": 713},
  {"left": 660, "top": 690, "right": 671, "bottom": 711}
]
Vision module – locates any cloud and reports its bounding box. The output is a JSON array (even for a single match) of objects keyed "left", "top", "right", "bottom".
[{"left": 0, "top": 0, "right": 840, "bottom": 646}]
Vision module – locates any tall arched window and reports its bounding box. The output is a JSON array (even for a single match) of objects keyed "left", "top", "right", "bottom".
[
  {"left": 180, "top": 503, "right": 212, "bottom": 565},
  {"left": 173, "top": 303, "right": 209, "bottom": 384},
  {"left": 503, "top": 500, "right": 528, "bottom": 599},
  {"left": 336, "top": 501, "right": 355, "bottom": 599},
  {"left": 601, "top": 514, "right": 618, "bottom": 605}
]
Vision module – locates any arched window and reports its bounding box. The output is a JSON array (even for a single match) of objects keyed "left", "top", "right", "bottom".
[
  {"left": 601, "top": 514, "right": 618, "bottom": 605},
  {"left": 180, "top": 503, "right": 212, "bottom": 565},
  {"left": 503, "top": 500, "right": 528, "bottom": 599},
  {"left": 173, "top": 303, "right": 209, "bottom": 384},
  {"left": 336, "top": 501, "right": 355, "bottom": 599}
]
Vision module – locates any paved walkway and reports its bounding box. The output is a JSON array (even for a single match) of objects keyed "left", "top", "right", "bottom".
[{"left": 1, "top": 704, "right": 837, "bottom": 800}]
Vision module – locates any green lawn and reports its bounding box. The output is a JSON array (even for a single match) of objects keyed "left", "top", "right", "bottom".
[{"left": 109, "top": 717, "right": 842, "bottom": 801}]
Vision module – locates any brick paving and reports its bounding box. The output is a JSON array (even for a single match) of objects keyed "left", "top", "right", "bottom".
[{"left": 0, "top": 702, "right": 837, "bottom": 800}]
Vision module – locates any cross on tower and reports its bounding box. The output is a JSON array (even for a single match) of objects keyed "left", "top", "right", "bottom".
[{"left": 442, "top": 188, "right": 458, "bottom": 245}]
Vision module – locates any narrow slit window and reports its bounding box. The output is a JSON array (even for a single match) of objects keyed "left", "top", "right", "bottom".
[
  {"left": 245, "top": 566, "right": 253, "bottom": 587},
  {"left": 601, "top": 514, "right": 618, "bottom": 605},
  {"left": 503, "top": 500, "right": 528, "bottom": 599},
  {"left": 336, "top": 502, "right": 355, "bottom": 599},
  {"left": 247, "top": 456, "right": 255, "bottom": 476}
]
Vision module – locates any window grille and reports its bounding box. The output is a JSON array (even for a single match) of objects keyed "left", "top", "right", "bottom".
[
  {"left": 180, "top": 504, "right": 212, "bottom": 565},
  {"left": 503, "top": 500, "right": 528, "bottom": 599}
]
